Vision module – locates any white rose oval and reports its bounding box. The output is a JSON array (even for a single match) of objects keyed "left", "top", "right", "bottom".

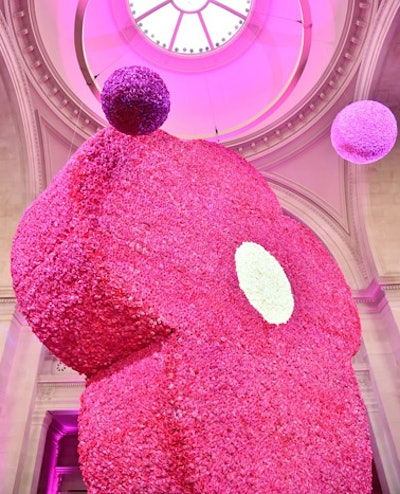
[{"left": 235, "top": 242, "right": 294, "bottom": 325}]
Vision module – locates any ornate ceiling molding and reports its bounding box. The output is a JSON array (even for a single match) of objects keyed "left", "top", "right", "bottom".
[
  {"left": 377, "top": 276, "right": 400, "bottom": 294},
  {"left": 7, "top": 0, "right": 376, "bottom": 162},
  {"left": 6, "top": 0, "right": 103, "bottom": 140},
  {"left": 353, "top": 278, "right": 387, "bottom": 313}
]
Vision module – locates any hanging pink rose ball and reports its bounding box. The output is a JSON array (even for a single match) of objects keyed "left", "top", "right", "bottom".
[
  {"left": 331, "top": 100, "right": 398, "bottom": 164},
  {"left": 101, "top": 66, "right": 170, "bottom": 135}
]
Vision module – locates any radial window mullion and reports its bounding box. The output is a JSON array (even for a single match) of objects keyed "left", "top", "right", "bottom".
[
  {"left": 198, "top": 12, "right": 214, "bottom": 50},
  {"left": 135, "top": 0, "right": 172, "bottom": 23},
  {"left": 208, "top": 0, "right": 247, "bottom": 20},
  {"left": 129, "top": 0, "right": 253, "bottom": 55},
  {"left": 169, "top": 11, "right": 184, "bottom": 51}
]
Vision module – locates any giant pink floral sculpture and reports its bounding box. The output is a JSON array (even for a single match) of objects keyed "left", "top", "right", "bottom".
[{"left": 12, "top": 66, "right": 372, "bottom": 493}]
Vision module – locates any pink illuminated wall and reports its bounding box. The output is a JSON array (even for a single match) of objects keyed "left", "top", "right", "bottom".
[{"left": 37, "top": 412, "right": 86, "bottom": 494}]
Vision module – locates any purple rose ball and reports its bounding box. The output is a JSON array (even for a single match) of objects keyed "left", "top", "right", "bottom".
[
  {"left": 330, "top": 100, "right": 398, "bottom": 164},
  {"left": 101, "top": 66, "right": 170, "bottom": 135}
]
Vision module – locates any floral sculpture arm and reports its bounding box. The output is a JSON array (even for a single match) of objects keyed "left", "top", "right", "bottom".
[{"left": 11, "top": 67, "right": 372, "bottom": 493}]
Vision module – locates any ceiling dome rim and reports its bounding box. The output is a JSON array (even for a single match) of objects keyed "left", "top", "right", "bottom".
[{"left": 9, "top": 0, "right": 373, "bottom": 152}]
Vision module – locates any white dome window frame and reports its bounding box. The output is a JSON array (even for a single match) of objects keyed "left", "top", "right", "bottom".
[{"left": 128, "top": 0, "right": 254, "bottom": 55}]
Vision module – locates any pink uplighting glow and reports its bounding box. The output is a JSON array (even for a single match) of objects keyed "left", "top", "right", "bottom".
[
  {"left": 331, "top": 100, "right": 398, "bottom": 164},
  {"left": 78, "top": 0, "right": 312, "bottom": 140},
  {"left": 30, "top": 0, "right": 354, "bottom": 142}
]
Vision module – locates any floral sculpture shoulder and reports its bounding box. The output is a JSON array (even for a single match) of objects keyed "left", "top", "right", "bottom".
[{"left": 11, "top": 66, "right": 372, "bottom": 493}]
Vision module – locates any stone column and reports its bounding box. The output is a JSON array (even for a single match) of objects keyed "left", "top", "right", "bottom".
[
  {"left": 0, "top": 309, "right": 43, "bottom": 494},
  {"left": 355, "top": 281, "right": 400, "bottom": 493}
]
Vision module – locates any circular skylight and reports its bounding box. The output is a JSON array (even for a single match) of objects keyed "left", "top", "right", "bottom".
[{"left": 128, "top": 0, "right": 253, "bottom": 55}]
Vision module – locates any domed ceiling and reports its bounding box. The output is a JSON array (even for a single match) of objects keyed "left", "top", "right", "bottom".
[{"left": 22, "top": 0, "right": 369, "bottom": 146}]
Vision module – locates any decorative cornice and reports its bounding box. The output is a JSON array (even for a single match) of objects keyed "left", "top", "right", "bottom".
[
  {"left": 354, "top": 280, "right": 385, "bottom": 303},
  {"left": 377, "top": 275, "right": 400, "bottom": 293},
  {"left": 36, "top": 380, "right": 84, "bottom": 406},
  {"left": 7, "top": 0, "right": 103, "bottom": 140},
  {"left": 353, "top": 277, "right": 400, "bottom": 313},
  {"left": 381, "top": 284, "right": 400, "bottom": 292},
  {"left": 37, "top": 379, "right": 85, "bottom": 387}
]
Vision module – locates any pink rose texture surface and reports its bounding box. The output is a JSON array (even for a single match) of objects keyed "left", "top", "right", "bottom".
[
  {"left": 12, "top": 127, "right": 372, "bottom": 492},
  {"left": 101, "top": 66, "right": 170, "bottom": 136},
  {"left": 331, "top": 99, "right": 397, "bottom": 164}
]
